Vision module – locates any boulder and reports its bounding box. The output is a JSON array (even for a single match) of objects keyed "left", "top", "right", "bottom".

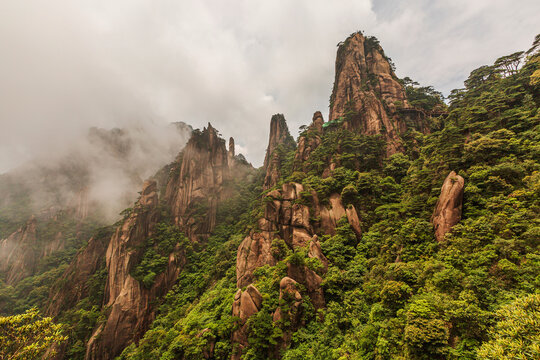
[{"left": 431, "top": 171, "right": 465, "bottom": 242}]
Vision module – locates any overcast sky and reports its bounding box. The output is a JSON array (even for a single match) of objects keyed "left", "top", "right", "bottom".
[{"left": 1, "top": 0, "right": 538, "bottom": 172}]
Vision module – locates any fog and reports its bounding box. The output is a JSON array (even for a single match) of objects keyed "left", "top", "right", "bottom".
[
  {"left": 1, "top": 0, "right": 538, "bottom": 173},
  {"left": 0, "top": 122, "right": 192, "bottom": 223}
]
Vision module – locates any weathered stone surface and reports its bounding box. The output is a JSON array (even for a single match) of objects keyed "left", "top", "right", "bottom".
[
  {"left": 231, "top": 285, "right": 263, "bottom": 360},
  {"left": 329, "top": 32, "right": 429, "bottom": 155},
  {"left": 0, "top": 217, "right": 38, "bottom": 285},
  {"left": 237, "top": 185, "right": 362, "bottom": 288},
  {"left": 291, "top": 204, "right": 311, "bottom": 229},
  {"left": 291, "top": 227, "right": 312, "bottom": 249},
  {"left": 263, "top": 114, "right": 296, "bottom": 190},
  {"left": 46, "top": 232, "right": 109, "bottom": 317},
  {"left": 272, "top": 277, "right": 304, "bottom": 355},
  {"left": 431, "top": 171, "right": 465, "bottom": 242},
  {"left": 294, "top": 112, "right": 325, "bottom": 168},
  {"left": 165, "top": 124, "right": 229, "bottom": 242},
  {"left": 0, "top": 215, "right": 67, "bottom": 287},
  {"left": 319, "top": 193, "right": 347, "bottom": 235},
  {"left": 346, "top": 205, "right": 362, "bottom": 239},
  {"left": 85, "top": 180, "right": 185, "bottom": 360},
  {"left": 308, "top": 236, "right": 329, "bottom": 272},
  {"left": 287, "top": 263, "right": 325, "bottom": 309},
  {"left": 236, "top": 232, "right": 276, "bottom": 288},
  {"left": 228, "top": 137, "right": 235, "bottom": 167}
]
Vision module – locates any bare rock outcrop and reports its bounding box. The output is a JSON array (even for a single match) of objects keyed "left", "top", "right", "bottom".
[
  {"left": 231, "top": 285, "right": 263, "bottom": 360},
  {"left": 236, "top": 184, "right": 358, "bottom": 289},
  {"left": 346, "top": 205, "right": 362, "bottom": 239},
  {"left": 263, "top": 114, "right": 296, "bottom": 190},
  {"left": 0, "top": 215, "right": 67, "bottom": 287},
  {"left": 46, "top": 231, "right": 110, "bottom": 317},
  {"left": 308, "top": 236, "right": 329, "bottom": 272},
  {"left": 165, "top": 124, "right": 229, "bottom": 242},
  {"left": 236, "top": 230, "right": 277, "bottom": 288},
  {"left": 286, "top": 262, "right": 325, "bottom": 309},
  {"left": 431, "top": 171, "right": 465, "bottom": 242},
  {"left": 0, "top": 217, "right": 38, "bottom": 285},
  {"left": 294, "top": 111, "right": 325, "bottom": 169},
  {"left": 272, "top": 277, "right": 304, "bottom": 355},
  {"left": 85, "top": 180, "right": 185, "bottom": 360},
  {"left": 329, "top": 32, "right": 428, "bottom": 155},
  {"left": 228, "top": 137, "right": 235, "bottom": 167}
]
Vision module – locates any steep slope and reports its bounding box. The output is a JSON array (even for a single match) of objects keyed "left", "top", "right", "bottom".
[
  {"left": 41, "top": 124, "right": 255, "bottom": 360},
  {"left": 329, "top": 32, "right": 429, "bottom": 155},
  {"left": 0, "top": 217, "right": 39, "bottom": 285},
  {"left": 263, "top": 114, "right": 296, "bottom": 190},
  {"left": 85, "top": 181, "right": 185, "bottom": 360},
  {"left": 165, "top": 124, "right": 230, "bottom": 242}
]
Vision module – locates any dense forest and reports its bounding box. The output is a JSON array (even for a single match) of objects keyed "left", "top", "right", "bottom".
[{"left": 1, "top": 32, "right": 539, "bottom": 360}]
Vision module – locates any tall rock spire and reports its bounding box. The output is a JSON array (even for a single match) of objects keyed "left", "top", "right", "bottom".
[
  {"left": 329, "top": 32, "right": 410, "bottom": 155},
  {"left": 165, "top": 124, "right": 229, "bottom": 242},
  {"left": 262, "top": 114, "right": 296, "bottom": 190}
]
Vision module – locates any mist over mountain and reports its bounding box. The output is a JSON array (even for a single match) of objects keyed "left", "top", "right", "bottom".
[{"left": 0, "top": 121, "right": 192, "bottom": 231}]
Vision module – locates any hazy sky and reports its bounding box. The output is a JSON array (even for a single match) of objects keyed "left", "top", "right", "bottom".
[{"left": 1, "top": 0, "right": 538, "bottom": 172}]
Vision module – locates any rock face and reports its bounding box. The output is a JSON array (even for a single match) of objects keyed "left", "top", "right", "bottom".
[
  {"left": 228, "top": 137, "right": 236, "bottom": 167},
  {"left": 431, "top": 171, "right": 465, "bottom": 242},
  {"left": 46, "top": 231, "right": 110, "bottom": 317},
  {"left": 231, "top": 285, "right": 263, "bottom": 360},
  {"left": 236, "top": 182, "right": 360, "bottom": 289},
  {"left": 294, "top": 111, "right": 325, "bottom": 170},
  {"left": 0, "top": 217, "right": 38, "bottom": 285},
  {"left": 0, "top": 216, "right": 66, "bottom": 286},
  {"left": 85, "top": 180, "right": 185, "bottom": 360},
  {"left": 329, "top": 32, "right": 427, "bottom": 155},
  {"left": 236, "top": 231, "right": 277, "bottom": 288},
  {"left": 263, "top": 114, "right": 296, "bottom": 190},
  {"left": 272, "top": 277, "right": 304, "bottom": 354},
  {"left": 165, "top": 124, "right": 229, "bottom": 242}
]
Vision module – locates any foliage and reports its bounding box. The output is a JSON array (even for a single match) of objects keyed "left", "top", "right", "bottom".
[
  {"left": 0, "top": 308, "right": 67, "bottom": 360},
  {"left": 477, "top": 293, "right": 540, "bottom": 360}
]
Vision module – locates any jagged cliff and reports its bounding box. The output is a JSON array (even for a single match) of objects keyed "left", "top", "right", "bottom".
[
  {"left": 329, "top": 32, "right": 428, "bottom": 155},
  {"left": 46, "top": 229, "right": 111, "bottom": 317},
  {"left": 41, "top": 124, "right": 252, "bottom": 360},
  {"left": 263, "top": 114, "right": 296, "bottom": 190},
  {"left": 0, "top": 213, "right": 69, "bottom": 286},
  {"left": 165, "top": 124, "right": 230, "bottom": 242},
  {"left": 85, "top": 180, "right": 185, "bottom": 360},
  {"left": 0, "top": 217, "right": 39, "bottom": 285}
]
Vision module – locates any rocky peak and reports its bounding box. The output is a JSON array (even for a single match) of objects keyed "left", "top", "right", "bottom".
[
  {"left": 228, "top": 137, "right": 235, "bottom": 166},
  {"left": 431, "top": 171, "right": 465, "bottom": 242},
  {"left": 329, "top": 32, "right": 411, "bottom": 155},
  {"left": 263, "top": 114, "right": 296, "bottom": 189},
  {"left": 165, "top": 124, "right": 229, "bottom": 241},
  {"left": 294, "top": 111, "right": 325, "bottom": 168}
]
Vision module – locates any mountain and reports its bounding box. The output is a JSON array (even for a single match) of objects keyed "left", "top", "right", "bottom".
[{"left": 1, "top": 31, "right": 539, "bottom": 360}]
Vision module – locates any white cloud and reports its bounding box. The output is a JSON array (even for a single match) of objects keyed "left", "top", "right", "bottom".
[{"left": 0, "top": 0, "right": 538, "bottom": 172}]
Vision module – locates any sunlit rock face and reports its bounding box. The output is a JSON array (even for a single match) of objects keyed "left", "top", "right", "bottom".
[
  {"left": 165, "top": 124, "right": 230, "bottom": 242},
  {"left": 329, "top": 32, "right": 429, "bottom": 155},
  {"left": 262, "top": 114, "right": 296, "bottom": 190},
  {"left": 431, "top": 171, "right": 465, "bottom": 242}
]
